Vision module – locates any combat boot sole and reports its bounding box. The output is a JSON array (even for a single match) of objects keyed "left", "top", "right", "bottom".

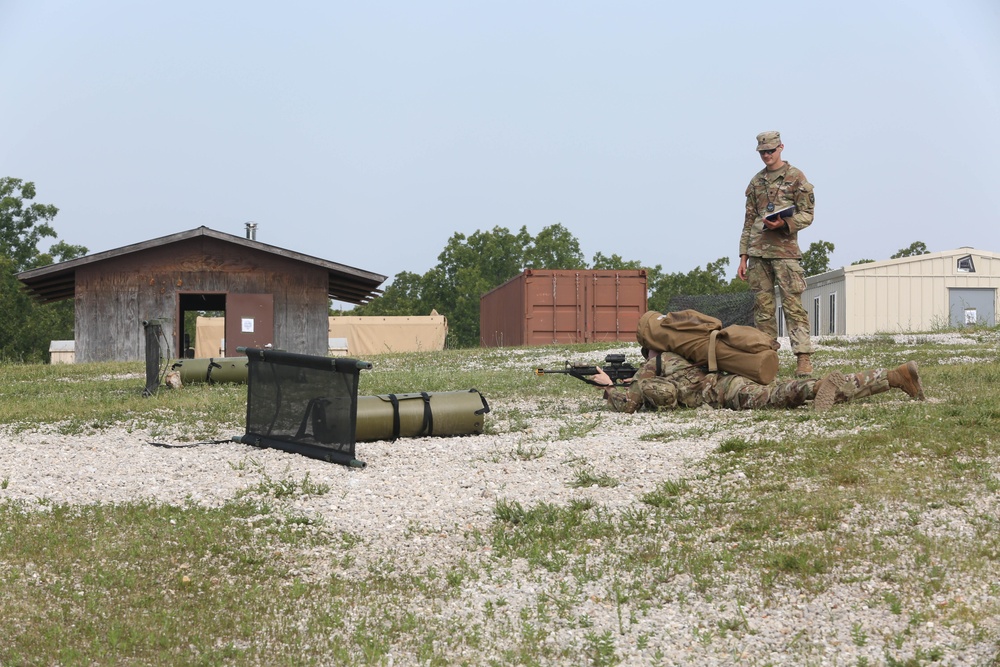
[{"left": 813, "top": 371, "right": 846, "bottom": 413}]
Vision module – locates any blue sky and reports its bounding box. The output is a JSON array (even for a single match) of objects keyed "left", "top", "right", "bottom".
[{"left": 2, "top": 1, "right": 998, "bottom": 305}]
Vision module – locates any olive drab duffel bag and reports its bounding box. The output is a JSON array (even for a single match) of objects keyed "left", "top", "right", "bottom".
[{"left": 636, "top": 310, "right": 780, "bottom": 385}]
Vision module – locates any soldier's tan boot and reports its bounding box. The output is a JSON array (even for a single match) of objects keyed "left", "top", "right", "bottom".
[
  {"left": 795, "top": 353, "right": 813, "bottom": 377},
  {"left": 813, "top": 371, "right": 847, "bottom": 412},
  {"left": 888, "top": 361, "right": 925, "bottom": 400}
]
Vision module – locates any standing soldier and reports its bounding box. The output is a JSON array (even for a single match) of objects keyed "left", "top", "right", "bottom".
[{"left": 737, "top": 130, "right": 816, "bottom": 377}]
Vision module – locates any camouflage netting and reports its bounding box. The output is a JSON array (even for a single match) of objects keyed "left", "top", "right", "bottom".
[{"left": 665, "top": 292, "right": 755, "bottom": 328}]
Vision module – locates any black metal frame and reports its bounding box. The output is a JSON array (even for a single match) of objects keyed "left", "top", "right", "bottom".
[{"left": 239, "top": 347, "right": 372, "bottom": 467}]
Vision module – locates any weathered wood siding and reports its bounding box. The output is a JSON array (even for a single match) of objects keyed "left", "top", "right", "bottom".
[{"left": 74, "top": 237, "right": 329, "bottom": 362}]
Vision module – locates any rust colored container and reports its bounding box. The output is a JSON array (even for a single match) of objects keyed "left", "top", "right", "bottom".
[{"left": 480, "top": 269, "right": 648, "bottom": 347}]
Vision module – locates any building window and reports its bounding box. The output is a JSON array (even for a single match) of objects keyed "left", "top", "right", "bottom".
[
  {"left": 957, "top": 255, "right": 976, "bottom": 273},
  {"left": 828, "top": 293, "right": 837, "bottom": 334},
  {"left": 777, "top": 305, "right": 785, "bottom": 337},
  {"left": 812, "top": 297, "right": 821, "bottom": 336}
]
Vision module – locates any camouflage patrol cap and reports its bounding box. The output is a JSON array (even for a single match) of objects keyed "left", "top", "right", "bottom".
[{"left": 756, "top": 131, "right": 781, "bottom": 151}]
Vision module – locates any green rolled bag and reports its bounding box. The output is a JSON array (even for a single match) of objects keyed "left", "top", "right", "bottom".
[
  {"left": 355, "top": 389, "right": 490, "bottom": 442},
  {"left": 171, "top": 357, "right": 249, "bottom": 384}
]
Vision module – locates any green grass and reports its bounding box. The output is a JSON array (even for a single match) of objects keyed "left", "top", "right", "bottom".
[
  {"left": 2, "top": 331, "right": 1000, "bottom": 665},
  {"left": 0, "top": 499, "right": 333, "bottom": 665},
  {"left": 0, "top": 361, "right": 247, "bottom": 438}
]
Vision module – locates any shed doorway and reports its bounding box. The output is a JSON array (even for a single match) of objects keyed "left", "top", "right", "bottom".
[{"left": 178, "top": 292, "right": 274, "bottom": 358}]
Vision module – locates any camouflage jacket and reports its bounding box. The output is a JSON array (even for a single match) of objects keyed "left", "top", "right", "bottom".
[
  {"left": 739, "top": 162, "right": 814, "bottom": 259},
  {"left": 606, "top": 351, "right": 711, "bottom": 412}
]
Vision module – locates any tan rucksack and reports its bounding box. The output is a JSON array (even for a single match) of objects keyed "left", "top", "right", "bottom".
[{"left": 636, "top": 310, "right": 780, "bottom": 385}]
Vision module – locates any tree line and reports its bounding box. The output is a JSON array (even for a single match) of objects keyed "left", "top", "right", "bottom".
[
  {"left": 0, "top": 178, "right": 87, "bottom": 362},
  {"left": 2, "top": 175, "right": 929, "bottom": 360},
  {"left": 348, "top": 231, "right": 929, "bottom": 348},
  {"left": 349, "top": 224, "right": 868, "bottom": 348}
]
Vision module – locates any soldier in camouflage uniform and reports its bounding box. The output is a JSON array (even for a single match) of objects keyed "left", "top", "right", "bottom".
[
  {"left": 594, "top": 351, "right": 924, "bottom": 414},
  {"left": 737, "top": 130, "right": 816, "bottom": 377}
]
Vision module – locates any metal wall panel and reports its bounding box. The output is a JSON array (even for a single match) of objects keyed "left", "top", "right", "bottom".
[{"left": 480, "top": 269, "right": 647, "bottom": 347}]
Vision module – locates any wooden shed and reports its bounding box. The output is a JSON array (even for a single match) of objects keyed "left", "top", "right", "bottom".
[{"left": 17, "top": 226, "right": 386, "bottom": 363}]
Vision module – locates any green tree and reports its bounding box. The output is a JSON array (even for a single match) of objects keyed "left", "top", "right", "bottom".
[
  {"left": 1, "top": 177, "right": 87, "bottom": 362},
  {"left": 524, "top": 223, "right": 585, "bottom": 269},
  {"left": 851, "top": 258, "right": 876, "bottom": 265},
  {"left": 351, "top": 271, "right": 429, "bottom": 316},
  {"left": 591, "top": 252, "right": 646, "bottom": 270},
  {"left": 647, "top": 257, "right": 747, "bottom": 312},
  {"left": 422, "top": 226, "right": 531, "bottom": 347},
  {"left": 800, "top": 240, "right": 836, "bottom": 277},
  {"left": 355, "top": 224, "right": 595, "bottom": 347},
  {"left": 891, "top": 241, "right": 929, "bottom": 259},
  {"left": 2, "top": 178, "right": 58, "bottom": 270}
]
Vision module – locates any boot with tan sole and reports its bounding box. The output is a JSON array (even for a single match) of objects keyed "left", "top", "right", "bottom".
[
  {"left": 795, "top": 353, "right": 813, "bottom": 377},
  {"left": 888, "top": 361, "right": 925, "bottom": 400},
  {"left": 813, "top": 371, "right": 847, "bottom": 412}
]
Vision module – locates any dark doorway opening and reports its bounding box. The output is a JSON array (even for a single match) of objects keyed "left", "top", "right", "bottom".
[{"left": 178, "top": 293, "right": 227, "bottom": 358}]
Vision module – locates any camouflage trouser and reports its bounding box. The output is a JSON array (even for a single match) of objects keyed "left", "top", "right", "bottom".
[
  {"left": 831, "top": 368, "right": 891, "bottom": 402},
  {"left": 707, "top": 373, "right": 816, "bottom": 410},
  {"left": 747, "top": 257, "right": 814, "bottom": 355},
  {"left": 607, "top": 372, "right": 815, "bottom": 412},
  {"left": 704, "top": 368, "right": 892, "bottom": 410},
  {"left": 606, "top": 368, "right": 893, "bottom": 413}
]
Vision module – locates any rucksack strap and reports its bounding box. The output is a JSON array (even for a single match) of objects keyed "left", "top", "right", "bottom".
[
  {"left": 388, "top": 394, "right": 401, "bottom": 441},
  {"left": 708, "top": 330, "right": 720, "bottom": 373},
  {"left": 420, "top": 392, "right": 433, "bottom": 436}
]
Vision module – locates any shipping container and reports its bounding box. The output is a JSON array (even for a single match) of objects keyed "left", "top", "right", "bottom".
[{"left": 480, "top": 269, "right": 647, "bottom": 347}]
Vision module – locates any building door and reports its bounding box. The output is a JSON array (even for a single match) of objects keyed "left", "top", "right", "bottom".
[
  {"left": 948, "top": 288, "right": 996, "bottom": 327},
  {"left": 225, "top": 293, "right": 275, "bottom": 355},
  {"left": 178, "top": 292, "right": 226, "bottom": 358}
]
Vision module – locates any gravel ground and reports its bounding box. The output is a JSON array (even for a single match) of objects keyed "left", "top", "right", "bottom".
[{"left": 2, "top": 334, "right": 998, "bottom": 666}]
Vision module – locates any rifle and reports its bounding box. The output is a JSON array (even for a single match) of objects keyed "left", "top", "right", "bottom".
[{"left": 534, "top": 353, "right": 638, "bottom": 387}]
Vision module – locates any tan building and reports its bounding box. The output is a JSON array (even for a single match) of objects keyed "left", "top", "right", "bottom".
[
  {"left": 799, "top": 247, "right": 999, "bottom": 336},
  {"left": 190, "top": 312, "right": 450, "bottom": 358},
  {"left": 328, "top": 312, "right": 447, "bottom": 356}
]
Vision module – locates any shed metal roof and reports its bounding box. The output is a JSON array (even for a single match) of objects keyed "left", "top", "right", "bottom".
[
  {"left": 17, "top": 226, "right": 387, "bottom": 305},
  {"left": 806, "top": 246, "right": 1000, "bottom": 284}
]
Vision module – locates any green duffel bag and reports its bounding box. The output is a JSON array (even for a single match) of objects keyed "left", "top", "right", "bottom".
[{"left": 355, "top": 389, "right": 490, "bottom": 442}]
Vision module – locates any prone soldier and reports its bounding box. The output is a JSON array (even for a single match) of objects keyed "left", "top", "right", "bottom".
[{"left": 592, "top": 349, "right": 925, "bottom": 414}]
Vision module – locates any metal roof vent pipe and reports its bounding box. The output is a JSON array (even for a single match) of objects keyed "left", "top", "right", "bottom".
[{"left": 245, "top": 222, "right": 257, "bottom": 241}]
